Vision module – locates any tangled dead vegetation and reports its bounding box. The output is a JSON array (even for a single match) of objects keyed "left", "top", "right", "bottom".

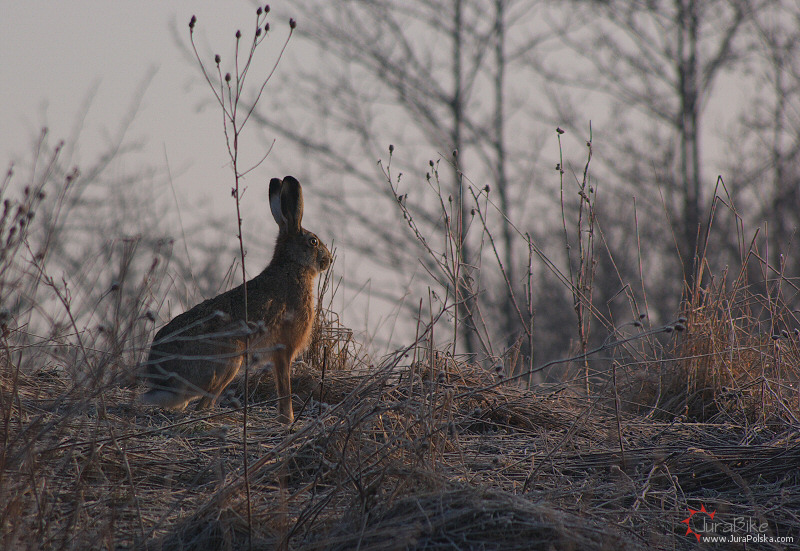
[{"left": 3, "top": 303, "right": 799, "bottom": 551}]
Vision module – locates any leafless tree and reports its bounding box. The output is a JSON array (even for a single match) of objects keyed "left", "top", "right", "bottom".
[
  {"left": 251, "top": 0, "right": 555, "bottom": 359},
  {"left": 536, "top": 0, "right": 759, "bottom": 300},
  {"left": 725, "top": 1, "right": 800, "bottom": 277}
]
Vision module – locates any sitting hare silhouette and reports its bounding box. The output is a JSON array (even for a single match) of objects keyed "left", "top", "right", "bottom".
[{"left": 141, "top": 176, "right": 331, "bottom": 423}]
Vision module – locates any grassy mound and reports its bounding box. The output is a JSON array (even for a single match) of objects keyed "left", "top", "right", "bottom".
[{"left": 3, "top": 296, "right": 798, "bottom": 550}]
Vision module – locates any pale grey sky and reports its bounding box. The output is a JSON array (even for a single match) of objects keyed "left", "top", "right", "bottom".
[
  {"left": 1, "top": 2, "right": 304, "bottom": 216},
  {"left": 0, "top": 2, "right": 384, "bottom": 345}
]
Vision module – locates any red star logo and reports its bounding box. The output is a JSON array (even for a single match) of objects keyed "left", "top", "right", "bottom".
[{"left": 681, "top": 504, "right": 716, "bottom": 542}]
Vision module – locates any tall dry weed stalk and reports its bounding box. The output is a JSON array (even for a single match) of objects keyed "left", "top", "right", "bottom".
[
  {"left": 187, "top": 7, "right": 294, "bottom": 546},
  {"left": 557, "top": 125, "right": 599, "bottom": 398},
  {"left": 381, "top": 149, "right": 535, "bottom": 379}
]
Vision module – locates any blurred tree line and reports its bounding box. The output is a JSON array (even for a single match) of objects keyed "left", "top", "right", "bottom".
[
  {"left": 241, "top": 0, "right": 800, "bottom": 375},
  {"left": 15, "top": 1, "right": 797, "bottom": 380}
]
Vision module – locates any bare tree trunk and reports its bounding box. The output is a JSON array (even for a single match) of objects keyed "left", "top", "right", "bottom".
[
  {"left": 766, "top": 20, "right": 792, "bottom": 273},
  {"left": 493, "top": 0, "right": 519, "bottom": 347},
  {"left": 678, "top": 0, "right": 703, "bottom": 291},
  {"left": 451, "top": 0, "right": 479, "bottom": 357}
]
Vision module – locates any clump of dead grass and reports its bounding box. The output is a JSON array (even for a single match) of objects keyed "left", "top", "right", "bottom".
[{"left": 619, "top": 266, "right": 800, "bottom": 428}]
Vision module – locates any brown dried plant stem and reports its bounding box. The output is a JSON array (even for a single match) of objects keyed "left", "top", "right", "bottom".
[
  {"left": 188, "top": 9, "right": 293, "bottom": 548},
  {"left": 558, "top": 126, "right": 596, "bottom": 399}
]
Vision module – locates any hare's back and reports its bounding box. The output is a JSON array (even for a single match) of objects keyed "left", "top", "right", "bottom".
[{"left": 154, "top": 282, "right": 253, "bottom": 338}]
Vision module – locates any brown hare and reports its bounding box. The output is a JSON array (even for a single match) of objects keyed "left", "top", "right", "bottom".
[{"left": 140, "top": 176, "right": 331, "bottom": 423}]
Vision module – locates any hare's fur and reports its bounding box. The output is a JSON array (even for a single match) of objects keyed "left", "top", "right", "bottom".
[{"left": 140, "top": 176, "right": 331, "bottom": 423}]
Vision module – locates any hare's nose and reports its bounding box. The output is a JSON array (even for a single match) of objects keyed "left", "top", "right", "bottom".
[{"left": 319, "top": 251, "right": 332, "bottom": 270}]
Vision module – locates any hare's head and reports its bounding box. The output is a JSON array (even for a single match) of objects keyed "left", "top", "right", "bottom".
[{"left": 269, "top": 176, "right": 332, "bottom": 273}]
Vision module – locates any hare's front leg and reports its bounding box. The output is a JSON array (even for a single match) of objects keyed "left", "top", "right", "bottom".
[{"left": 273, "top": 347, "right": 294, "bottom": 424}]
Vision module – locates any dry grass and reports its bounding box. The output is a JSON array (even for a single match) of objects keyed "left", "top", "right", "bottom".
[{"left": 3, "top": 283, "right": 799, "bottom": 550}]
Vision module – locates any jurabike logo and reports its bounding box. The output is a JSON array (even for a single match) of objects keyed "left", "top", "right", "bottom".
[
  {"left": 681, "top": 504, "right": 715, "bottom": 542},
  {"left": 679, "top": 504, "right": 795, "bottom": 545}
]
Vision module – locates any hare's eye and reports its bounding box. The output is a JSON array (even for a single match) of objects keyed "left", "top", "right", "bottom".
[{"left": 308, "top": 236, "right": 318, "bottom": 247}]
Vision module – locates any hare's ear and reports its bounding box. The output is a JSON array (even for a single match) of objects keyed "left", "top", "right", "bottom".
[
  {"left": 279, "top": 176, "right": 304, "bottom": 233},
  {"left": 269, "top": 178, "right": 284, "bottom": 227}
]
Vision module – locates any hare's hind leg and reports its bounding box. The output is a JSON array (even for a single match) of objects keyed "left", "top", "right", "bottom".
[
  {"left": 273, "top": 348, "right": 294, "bottom": 424},
  {"left": 195, "top": 355, "right": 244, "bottom": 411},
  {"left": 195, "top": 394, "right": 216, "bottom": 410}
]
